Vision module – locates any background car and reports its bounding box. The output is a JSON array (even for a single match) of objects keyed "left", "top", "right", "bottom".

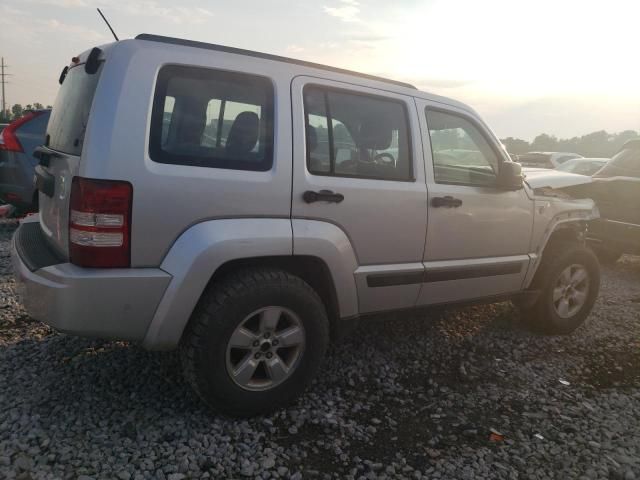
[
  {"left": 571, "top": 140, "right": 640, "bottom": 262},
  {"left": 555, "top": 157, "right": 608, "bottom": 176},
  {"left": 0, "top": 109, "right": 50, "bottom": 213},
  {"left": 0, "top": 123, "right": 8, "bottom": 133},
  {"left": 517, "top": 151, "right": 583, "bottom": 169}
]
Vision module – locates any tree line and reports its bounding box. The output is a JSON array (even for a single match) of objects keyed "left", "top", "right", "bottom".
[
  {"left": 0, "top": 103, "right": 52, "bottom": 123},
  {"left": 502, "top": 130, "right": 639, "bottom": 159}
]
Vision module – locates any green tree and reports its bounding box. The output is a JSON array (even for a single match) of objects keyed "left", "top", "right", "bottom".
[
  {"left": 501, "top": 137, "right": 530, "bottom": 154},
  {"left": 530, "top": 133, "right": 558, "bottom": 152},
  {"left": 11, "top": 104, "right": 23, "bottom": 120},
  {"left": 33, "top": 102, "right": 44, "bottom": 110}
]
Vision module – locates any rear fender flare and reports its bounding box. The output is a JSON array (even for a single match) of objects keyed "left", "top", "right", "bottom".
[{"left": 142, "top": 218, "right": 292, "bottom": 350}]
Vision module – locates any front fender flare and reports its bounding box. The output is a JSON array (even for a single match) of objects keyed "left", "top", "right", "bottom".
[{"left": 523, "top": 199, "right": 597, "bottom": 288}]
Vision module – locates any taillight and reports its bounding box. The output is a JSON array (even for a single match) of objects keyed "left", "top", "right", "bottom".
[
  {"left": 69, "top": 177, "right": 133, "bottom": 268},
  {"left": 0, "top": 111, "right": 44, "bottom": 152}
]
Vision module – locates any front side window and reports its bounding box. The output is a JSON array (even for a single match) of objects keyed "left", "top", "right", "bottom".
[
  {"left": 304, "top": 86, "right": 412, "bottom": 181},
  {"left": 150, "top": 65, "right": 274, "bottom": 171},
  {"left": 426, "top": 109, "right": 500, "bottom": 186}
]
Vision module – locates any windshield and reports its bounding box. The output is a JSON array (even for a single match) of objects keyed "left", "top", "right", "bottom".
[
  {"left": 594, "top": 148, "right": 640, "bottom": 178},
  {"left": 46, "top": 63, "right": 102, "bottom": 156},
  {"left": 555, "top": 159, "right": 580, "bottom": 172}
]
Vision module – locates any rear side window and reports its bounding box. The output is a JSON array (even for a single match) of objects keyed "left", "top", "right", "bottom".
[
  {"left": 150, "top": 65, "right": 274, "bottom": 171},
  {"left": 304, "top": 86, "right": 412, "bottom": 181},
  {"left": 46, "top": 64, "right": 102, "bottom": 156}
]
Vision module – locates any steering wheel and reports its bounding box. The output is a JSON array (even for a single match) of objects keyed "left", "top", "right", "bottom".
[{"left": 373, "top": 152, "right": 395, "bottom": 165}]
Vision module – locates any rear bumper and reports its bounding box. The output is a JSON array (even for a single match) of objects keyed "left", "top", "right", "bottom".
[{"left": 12, "top": 219, "right": 172, "bottom": 342}]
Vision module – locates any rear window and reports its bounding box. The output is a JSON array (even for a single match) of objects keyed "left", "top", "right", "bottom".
[
  {"left": 46, "top": 64, "right": 102, "bottom": 156},
  {"left": 149, "top": 65, "right": 274, "bottom": 171}
]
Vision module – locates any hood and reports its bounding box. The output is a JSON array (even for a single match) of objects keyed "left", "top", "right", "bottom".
[{"left": 522, "top": 167, "right": 593, "bottom": 189}]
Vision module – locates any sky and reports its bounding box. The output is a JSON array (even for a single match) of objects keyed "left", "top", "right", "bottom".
[{"left": 1, "top": 0, "right": 639, "bottom": 141}]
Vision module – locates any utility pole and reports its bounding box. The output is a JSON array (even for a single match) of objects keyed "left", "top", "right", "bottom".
[{"left": 0, "top": 58, "right": 9, "bottom": 121}]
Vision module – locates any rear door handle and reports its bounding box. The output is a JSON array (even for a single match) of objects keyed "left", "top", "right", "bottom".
[
  {"left": 303, "top": 190, "right": 345, "bottom": 204},
  {"left": 431, "top": 196, "right": 462, "bottom": 208}
]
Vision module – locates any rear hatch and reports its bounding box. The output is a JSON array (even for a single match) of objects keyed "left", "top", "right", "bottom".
[{"left": 38, "top": 50, "right": 104, "bottom": 259}]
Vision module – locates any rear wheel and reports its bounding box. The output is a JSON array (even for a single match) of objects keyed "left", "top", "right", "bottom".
[
  {"left": 520, "top": 243, "right": 600, "bottom": 334},
  {"left": 180, "top": 268, "right": 329, "bottom": 417}
]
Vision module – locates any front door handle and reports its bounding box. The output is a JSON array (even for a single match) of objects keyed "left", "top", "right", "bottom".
[
  {"left": 431, "top": 196, "right": 462, "bottom": 208},
  {"left": 303, "top": 190, "right": 345, "bottom": 204}
]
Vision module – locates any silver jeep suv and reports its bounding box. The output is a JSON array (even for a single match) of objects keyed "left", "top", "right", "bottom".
[{"left": 12, "top": 35, "right": 600, "bottom": 416}]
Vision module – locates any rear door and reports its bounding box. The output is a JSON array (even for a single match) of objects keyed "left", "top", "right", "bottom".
[
  {"left": 291, "top": 77, "right": 428, "bottom": 313},
  {"left": 38, "top": 55, "right": 103, "bottom": 258}
]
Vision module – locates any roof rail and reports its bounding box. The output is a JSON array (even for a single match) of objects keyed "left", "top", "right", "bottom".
[{"left": 135, "top": 34, "right": 417, "bottom": 90}]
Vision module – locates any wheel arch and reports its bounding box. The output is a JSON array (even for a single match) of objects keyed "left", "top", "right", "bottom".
[
  {"left": 142, "top": 218, "right": 359, "bottom": 350},
  {"left": 206, "top": 255, "right": 343, "bottom": 338},
  {"left": 523, "top": 218, "right": 589, "bottom": 289}
]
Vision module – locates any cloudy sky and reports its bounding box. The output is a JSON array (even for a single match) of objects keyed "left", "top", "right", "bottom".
[{"left": 1, "top": 0, "right": 639, "bottom": 140}]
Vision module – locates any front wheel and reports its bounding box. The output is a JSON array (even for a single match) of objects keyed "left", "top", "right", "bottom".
[
  {"left": 520, "top": 244, "right": 600, "bottom": 334},
  {"left": 180, "top": 268, "right": 329, "bottom": 417}
]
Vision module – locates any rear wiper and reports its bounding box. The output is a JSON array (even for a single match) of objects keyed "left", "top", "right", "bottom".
[{"left": 58, "top": 66, "right": 68, "bottom": 85}]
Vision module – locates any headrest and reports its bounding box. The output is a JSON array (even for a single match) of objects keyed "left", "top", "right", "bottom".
[
  {"left": 358, "top": 117, "right": 392, "bottom": 150},
  {"left": 226, "top": 111, "right": 259, "bottom": 156}
]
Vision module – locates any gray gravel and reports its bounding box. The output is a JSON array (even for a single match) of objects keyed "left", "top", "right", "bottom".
[{"left": 1, "top": 219, "right": 640, "bottom": 479}]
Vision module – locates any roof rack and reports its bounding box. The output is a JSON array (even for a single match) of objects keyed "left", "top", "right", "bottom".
[{"left": 135, "top": 34, "right": 417, "bottom": 90}]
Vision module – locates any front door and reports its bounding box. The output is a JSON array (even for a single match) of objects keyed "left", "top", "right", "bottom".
[
  {"left": 291, "top": 76, "right": 428, "bottom": 313},
  {"left": 415, "top": 100, "right": 534, "bottom": 306}
]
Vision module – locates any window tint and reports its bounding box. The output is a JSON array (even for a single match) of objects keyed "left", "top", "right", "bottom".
[
  {"left": 304, "top": 86, "right": 412, "bottom": 181},
  {"left": 426, "top": 109, "right": 500, "bottom": 186},
  {"left": 46, "top": 64, "right": 102, "bottom": 155},
  {"left": 150, "top": 65, "right": 274, "bottom": 171}
]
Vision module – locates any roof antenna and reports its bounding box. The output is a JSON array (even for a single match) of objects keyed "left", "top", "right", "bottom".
[{"left": 97, "top": 8, "right": 119, "bottom": 41}]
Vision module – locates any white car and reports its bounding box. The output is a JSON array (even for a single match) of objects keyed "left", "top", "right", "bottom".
[
  {"left": 556, "top": 158, "right": 608, "bottom": 176},
  {"left": 13, "top": 34, "right": 600, "bottom": 416}
]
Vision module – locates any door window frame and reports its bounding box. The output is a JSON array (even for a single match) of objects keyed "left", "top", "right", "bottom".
[
  {"left": 303, "top": 83, "right": 415, "bottom": 183},
  {"left": 424, "top": 106, "right": 508, "bottom": 188}
]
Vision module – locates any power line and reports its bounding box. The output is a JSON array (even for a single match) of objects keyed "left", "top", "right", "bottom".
[{"left": 0, "top": 57, "right": 12, "bottom": 120}]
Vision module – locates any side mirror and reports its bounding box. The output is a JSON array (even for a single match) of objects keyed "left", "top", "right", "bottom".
[{"left": 497, "top": 161, "right": 524, "bottom": 190}]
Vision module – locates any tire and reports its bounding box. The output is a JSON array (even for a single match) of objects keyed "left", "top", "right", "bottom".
[
  {"left": 521, "top": 242, "right": 600, "bottom": 335},
  {"left": 180, "top": 268, "right": 329, "bottom": 417}
]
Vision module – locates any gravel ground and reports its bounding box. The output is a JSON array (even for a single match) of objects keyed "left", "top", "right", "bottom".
[{"left": 1, "top": 219, "right": 639, "bottom": 480}]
